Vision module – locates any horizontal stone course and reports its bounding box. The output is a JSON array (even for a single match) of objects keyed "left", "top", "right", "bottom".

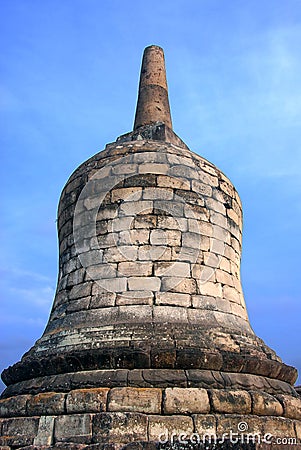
[{"left": 2, "top": 385, "right": 299, "bottom": 420}]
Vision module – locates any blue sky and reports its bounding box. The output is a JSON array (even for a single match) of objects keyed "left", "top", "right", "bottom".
[{"left": 1, "top": 0, "right": 300, "bottom": 392}]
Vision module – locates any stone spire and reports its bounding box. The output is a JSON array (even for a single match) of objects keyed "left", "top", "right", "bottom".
[{"left": 134, "top": 45, "right": 173, "bottom": 130}]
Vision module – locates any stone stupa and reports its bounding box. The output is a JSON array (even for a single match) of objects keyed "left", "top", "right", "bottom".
[{"left": 1, "top": 45, "right": 300, "bottom": 449}]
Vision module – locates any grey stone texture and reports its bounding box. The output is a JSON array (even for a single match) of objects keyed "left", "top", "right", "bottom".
[{"left": 1, "top": 45, "right": 300, "bottom": 448}]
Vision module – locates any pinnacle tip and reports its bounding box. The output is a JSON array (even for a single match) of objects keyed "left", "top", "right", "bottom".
[{"left": 134, "top": 46, "right": 172, "bottom": 130}]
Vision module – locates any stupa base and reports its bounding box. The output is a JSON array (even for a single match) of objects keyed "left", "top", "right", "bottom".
[{"left": 1, "top": 382, "right": 300, "bottom": 448}]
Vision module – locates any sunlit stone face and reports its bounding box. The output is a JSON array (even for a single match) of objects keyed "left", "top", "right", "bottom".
[{"left": 51, "top": 139, "right": 248, "bottom": 336}]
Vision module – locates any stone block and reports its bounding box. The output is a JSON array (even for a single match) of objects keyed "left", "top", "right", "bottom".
[
  {"left": 67, "top": 296, "right": 90, "bottom": 313},
  {"left": 184, "top": 204, "right": 208, "bottom": 221},
  {"left": 157, "top": 215, "right": 187, "bottom": 231},
  {"left": 116, "top": 291, "right": 153, "bottom": 306},
  {"left": 154, "top": 261, "right": 190, "bottom": 278},
  {"left": 148, "top": 415, "right": 194, "bottom": 442},
  {"left": 111, "top": 216, "right": 135, "bottom": 232},
  {"left": 215, "top": 269, "right": 234, "bottom": 286},
  {"left": 164, "top": 388, "right": 210, "bottom": 414},
  {"left": 27, "top": 392, "right": 65, "bottom": 416},
  {"left": 69, "top": 282, "right": 93, "bottom": 300},
  {"left": 33, "top": 415, "right": 55, "bottom": 446},
  {"left": 227, "top": 207, "right": 240, "bottom": 225},
  {"left": 153, "top": 306, "right": 188, "bottom": 323},
  {"left": 206, "top": 198, "right": 226, "bottom": 215},
  {"left": 103, "top": 245, "right": 138, "bottom": 263},
  {"left": 143, "top": 187, "right": 173, "bottom": 200},
  {"left": 118, "top": 262, "right": 152, "bottom": 277},
  {"left": 67, "top": 269, "right": 85, "bottom": 287},
  {"left": 111, "top": 187, "right": 142, "bottom": 202},
  {"left": 296, "top": 419, "right": 301, "bottom": 440},
  {"left": 99, "top": 278, "right": 127, "bottom": 293},
  {"left": 150, "top": 229, "right": 181, "bottom": 246},
  {"left": 153, "top": 199, "right": 184, "bottom": 217},
  {"left": 210, "top": 389, "right": 252, "bottom": 414},
  {"left": 141, "top": 369, "right": 187, "bottom": 387},
  {"left": 223, "top": 285, "right": 241, "bottom": 303},
  {"left": 155, "top": 292, "right": 191, "bottom": 307},
  {"left": 118, "top": 305, "right": 153, "bottom": 323},
  {"left": 1, "top": 417, "right": 39, "bottom": 446},
  {"left": 138, "top": 245, "right": 172, "bottom": 262},
  {"left": 187, "top": 309, "right": 219, "bottom": 327},
  {"left": 277, "top": 394, "right": 301, "bottom": 419},
  {"left": 0, "top": 394, "right": 30, "bottom": 417},
  {"left": 157, "top": 175, "right": 190, "bottom": 190},
  {"left": 210, "top": 211, "right": 227, "bottom": 228},
  {"left": 261, "top": 416, "right": 296, "bottom": 438},
  {"left": 191, "top": 180, "right": 212, "bottom": 197},
  {"left": 182, "top": 232, "right": 201, "bottom": 250},
  {"left": 119, "top": 230, "right": 150, "bottom": 246},
  {"left": 133, "top": 214, "right": 157, "bottom": 229},
  {"left": 251, "top": 391, "right": 283, "bottom": 416},
  {"left": 87, "top": 264, "right": 117, "bottom": 281},
  {"left": 55, "top": 414, "right": 92, "bottom": 443},
  {"left": 90, "top": 292, "right": 116, "bottom": 308},
  {"left": 124, "top": 173, "right": 157, "bottom": 188},
  {"left": 120, "top": 200, "right": 153, "bottom": 217},
  {"left": 169, "top": 164, "right": 198, "bottom": 180},
  {"left": 139, "top": 163, "right": 169, "bottom": 174},
  {"left": 128, "top": 277, "right": 161, "bottom": 291},
  {"left": 219, "top": 256, "right": 231, "bottom": 273},
  {"left": 192, "top": 295, "right": 217, "bottom": 310},
  {"left": 108, "top": 387, "right": 162, "bottom": 413},
  {"left": 161, "top": 277, "right": 197, "bottom": 294},
  {"left": 66, "top": 388, "right": 109, "bottom": 413},
  {"left": 92, "top": 412, "right": 148, "bottom": 443},
  {"left": 188, "top": 219, "right": 212, "bottom": 236},
  {"left": 193, "top": 414, "right": 217, "bottom": 437},
  {"left": 198, "top": 281, "right": 222, "bottom": 297},
  {"left": 192, "top": 265, "right": 215, "bottom": 282},
  {"left": 220, "top": 180, "right": 235, "bottom": 197},
  {"left": 216, "top": 414, "right": 263, "bottom": 436},
  {"left": 112, "top": 163, "right": 137, "bottom": 175}
]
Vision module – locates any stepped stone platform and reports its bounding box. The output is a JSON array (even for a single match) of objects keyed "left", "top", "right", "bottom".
[{"left": 1, "top": 46, "right": 300, "bottom": 449}]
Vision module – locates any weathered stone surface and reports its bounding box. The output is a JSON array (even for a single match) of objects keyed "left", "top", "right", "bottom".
[
  {"left": 277, "top": 394, "right": 301, "bottom": 419},
  {"left": 92, "top": 412, "right": 148, "bottom": 444},
  {"left": 251, "top": 391, "right": 283, "bottom": 416},
  {"left": 108, "top": 388, "right": 162, "bottom": 413},
  {"left": 1, "top": 417, "right": 39, "bottom": 446},
  {"left": 193, "top": 414, "right": 217, "bottom": 436},
  {"left": 55, "top": 414, "right": 92, "bottom": 443},
  {"left": 118, "top": 262, "right": 153, "bottom": 277},
  {"left": 210, "top": 389, "right": 252, "bottom": 414},
  {"left": 153, "top": 306, "right": 188, "bottom": 323},
  {"left": 148, "top": 415, "right": 194, "bottom": 442},
  {"left": 261, "top": 416, "right": 296, "bottom": 438},
  {"left": 27, "top": 392, "right": 65, "bottom": 416},
  {"left": 0, "top": 394, "right": 30, "bottom": 417},
  {"left": 155, "top": 292, "right": 191, "bottom": 307},
  {"left": 128, "top": 277, "right": 161, "bottom": 291},
  {"left": 33, "top": 415, "right": 55, "bottom": 446},
  {"left": 141, "top": 369, "right": 187, "bottom": 387},
  {"left": 216, "top": 414, "right": 263, "bottom": 436},
  {"left": 164, "top": 388, "right": 210, "bottom": 414},
  {"left": 66, "top": 388, "right": 109, "bottom": 413},
  {"left": 2, "top": 47, "right": 299, "bottom": 448}
]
